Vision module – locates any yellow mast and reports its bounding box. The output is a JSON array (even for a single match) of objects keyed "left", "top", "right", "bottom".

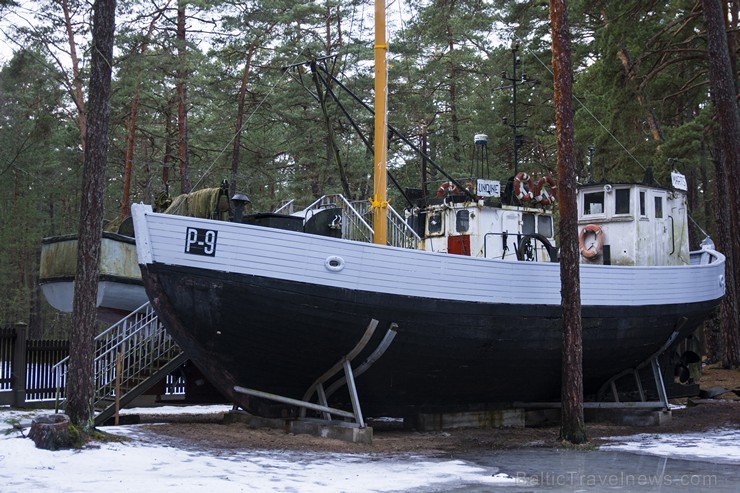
[{"left": 372, "top": 0, "right": 388, "bottom": 245}]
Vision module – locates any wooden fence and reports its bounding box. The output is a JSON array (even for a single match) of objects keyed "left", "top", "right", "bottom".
[
  {"left": 0, "top": 323, "right": 70, "bottom": 405},
  {"left": 0, "top": 327, "right": 15, "bottom": 394},
  {"left": 1, "top": 324, "right": 189, "bottom": 407},
  {"left": 26, "top": 338, "right": 70, "bottom": 401}
]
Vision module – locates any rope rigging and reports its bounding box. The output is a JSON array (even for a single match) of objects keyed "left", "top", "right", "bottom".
[{"left": 489, "top": 10, "right": 713, "bottom": 240}]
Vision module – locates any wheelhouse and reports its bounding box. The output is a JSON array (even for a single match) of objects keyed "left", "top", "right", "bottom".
[{"left": 576, "top": 182, "right": 689, "bottom": 266}]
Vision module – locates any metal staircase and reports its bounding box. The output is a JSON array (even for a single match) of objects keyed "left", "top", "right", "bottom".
[
  {"left": 53, "top": 301, "right": 186, "bottom": 426},
  {"left": 299, "top": 194, "right": 421, "bottom": 248}
]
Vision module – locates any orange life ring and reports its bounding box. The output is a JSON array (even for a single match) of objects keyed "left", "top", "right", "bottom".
[
  {"left": 578, "top": 224, "right": 604, "bottom": 259},
  {"left": 535, "top": 176, "right": 558, "bottom": 205},
  {"left": 437, "top": 181, "right": 461, "bottom": 198},
  {"left": 513, "top": 172, "right": 534, "bottom": 202}
]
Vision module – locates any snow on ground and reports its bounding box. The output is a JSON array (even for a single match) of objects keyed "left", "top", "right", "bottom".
[
  {"left": 3, "top": 405, "right": 740, "bottom": 492},
  {"left": 0, "top": 406, "right": 520, "bottom": 493},
  {"left": 119, "top": 404, "right": 234, "bottom": 416},
  {"left": 601, "top": 428, "right": 740, "bottom": 465}
]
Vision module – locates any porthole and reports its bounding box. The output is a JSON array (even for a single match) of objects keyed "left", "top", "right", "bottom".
[{"left": 325, "top": 255, "right": 345, "bottom": 272}]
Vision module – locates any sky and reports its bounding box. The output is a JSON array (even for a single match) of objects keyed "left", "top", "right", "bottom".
[
  {"left": 0, "top": 1, "right": 36, "bottom": 64},
  {"left": 2, "top": 405, "right": 740, "bottom": 493}
]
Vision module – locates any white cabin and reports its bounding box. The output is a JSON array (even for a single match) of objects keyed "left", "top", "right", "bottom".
[
  {"left": 413, "top": 176, "right": 691, "bottom": 268},
  {"left": 419, "top": 199, "right": 556, "bottom": 262},
  {"left": 576, "top": 182, "right": 690, "bottom": 266}
]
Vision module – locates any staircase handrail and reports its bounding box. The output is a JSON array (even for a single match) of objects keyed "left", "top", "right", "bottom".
[
  {"left": 273, "top": 199, "right": 295, "bottom": 214},
  {"left": 53, "top": 301, "right": 181, "bottom": 413},
  {"left": 299, "top": 193, "right": 419, "bottom": 249},
  {"left": 387, "top": 203, "right": 421, "bottom": 247},
  {"left": 52, "top": 301, "right": 152, "bottom": 373},
  {"left": 335, "top": 194, "right": 375, "bottom": 234},
  {"left": 300, "top": 194, "right": 375, "bottom": 235}
]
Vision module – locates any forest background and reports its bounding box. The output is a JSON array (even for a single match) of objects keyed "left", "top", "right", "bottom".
[{"left": 0, "top": 0, "right": 737, "bottom": 360}]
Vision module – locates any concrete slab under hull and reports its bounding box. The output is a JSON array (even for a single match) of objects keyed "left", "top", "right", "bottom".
[
  {"left": 223, "top": 405, "right": 669, "bottom": 440},
  {"left": 223, "top": 410, "right": 373, "bottom": 444},
  {"left": 408, "top": 408, "right": 525, "bottom": 431},
  {"left": 523, "top": 407, "right": 672, "bottom": 427}
]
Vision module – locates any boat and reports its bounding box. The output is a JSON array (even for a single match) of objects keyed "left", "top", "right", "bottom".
[
  {"left": 39, "top": 231, "right": 147, "bottom": 324},
  {"left": 128, "top": 9, "right": 725, "bottom": 420},
  {"left": 39, "top": 184, "right": 232, "bottom": 324},
  {"left": 129, "top": 167, "right": 725, "bottom": 417}
]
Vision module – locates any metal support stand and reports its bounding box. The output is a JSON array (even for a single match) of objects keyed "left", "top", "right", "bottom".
[
  {"left": 651, "top": 358, "right": 670, "bottom": 408},
  {"left": 597, "top": 318, "right": 688, "bottom": 408},
  {"left": 598, "top": 354, "right": 670, "bottom": 408},
  {"left": 233, "top": 319, "right": 398, "bottom": 429},
  {"left": 324, "top": 323, "right": 397, "bottom": 399}
]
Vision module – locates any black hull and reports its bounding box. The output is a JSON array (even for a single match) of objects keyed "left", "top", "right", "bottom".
[{"left": 142, "top": 263, "right": 717, "bottom": 417}]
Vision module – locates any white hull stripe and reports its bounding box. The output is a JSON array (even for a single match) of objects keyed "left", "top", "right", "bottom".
[{"left": 131, "top": 204, "right": 726, "bottom": 307}]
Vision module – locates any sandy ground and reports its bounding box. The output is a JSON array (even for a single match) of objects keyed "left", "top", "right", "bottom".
[{"left": 121, "top": 365, "right": 740, "bottom": 455}]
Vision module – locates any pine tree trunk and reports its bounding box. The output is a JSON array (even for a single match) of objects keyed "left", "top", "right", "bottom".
[
  {"left": 616, "top": 45, "right": 664, "bottom": 142},
  {"left": 230, "top": 46, "right": 256, "bottom": 199},
  {"left": 711, "top": 148, "right": 739, "bottom": 367},
  {"left": 61, "top": 0, "right": 87, "bottom": 155},
  {"left": 725, "top": 0, "right": 738, "bottom": 93},
  {"left": 119, "top": 95, "right": 139, "bottom": 221},
  {"left": 176, "top": 0, "right": 191, "bottom": 194},
  {"left": 119, "top": 12, "right": 162, "bottom": 222},
  {"left": 702, "top": 0, "right": 740, "bottom": 367},
  {"left": 163, "top": 105, "right": 174, "bottom": 194},
  {"left": 67, "top": 0, "right": 116, "bottom": 429},
  {"left": 700, "top": 162, "right": 724, "bottom": 363},
  {"left": 420, "top": 126, "right": 429, "bottom": 200},
  {"left": 550, "top": 0, "right": 587, "bottom": 444},
  {"left": 704, "top": 313, "right": 722, "bottom": 364}
]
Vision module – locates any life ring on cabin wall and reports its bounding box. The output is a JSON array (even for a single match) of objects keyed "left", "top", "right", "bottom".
[
  {"left": 535, "top": 176, "right": 558, "bottom": 205},
  {"left": 578, "top": 224, "right": 604, "bottom": 259},
  {"left": 437, "top": 181, "right": 461, "bottom": 198},
  {"left": 513, "top": 172, "right": 534, "bottom": 202}
]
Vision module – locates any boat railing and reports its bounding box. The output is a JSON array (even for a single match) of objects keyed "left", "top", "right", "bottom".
[
  {"left": 387, "top": 204, "right": 421, "bottom": 249},
  {"left": 273, "top": 199, "right": 295, "bottom": 215},
  {"left": 336, "top": 195, "right": 375, "bottom": 243},
  {"left": 53, "top": 301, "right": 182, "bottom": 413},
  {"left": 298, "top": 194, "right": 419, "bottom": 249},
  {"left": 689, "top": 248, "right": 722, "bottom": 266}
]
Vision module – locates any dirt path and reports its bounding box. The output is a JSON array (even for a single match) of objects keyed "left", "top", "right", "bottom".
[{"left": 130, "top": 366, "right": 740, "bottom": 455}]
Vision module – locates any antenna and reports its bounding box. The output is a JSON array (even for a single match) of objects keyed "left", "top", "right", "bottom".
[
  {"left": 499, "top": 44, "right": 538, "bottom": 175},
  {"left": 588, "top": 144, "right": 595, "bottom": 183}
]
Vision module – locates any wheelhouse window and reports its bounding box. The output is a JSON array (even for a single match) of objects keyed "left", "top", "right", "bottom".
[
  {"left": 456, "top": 210, "right": 470, "bottom": 233},
  {"left": 583, "top": 192, "right": 604, "bottom": 215},
  {"left": 615, "top": 188, "right": 631, "bottom": 215},
  {"left": 538, "top": 215, "right": 553, "bottom": 238},
  {"left": 522, "top": 213, "right": 535, "bottom": 235},
  {"left": 428, "top": 211, "right": 443, "bottom": 235},
  {"left": 523, "top": 213, "right": 553, "bottom": 238},
  {"left": 639, "top": 190, "right": 646, "bottom": 217},
  {"left": 654, "top": 196, "right": 664, "bottom": 218}
]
